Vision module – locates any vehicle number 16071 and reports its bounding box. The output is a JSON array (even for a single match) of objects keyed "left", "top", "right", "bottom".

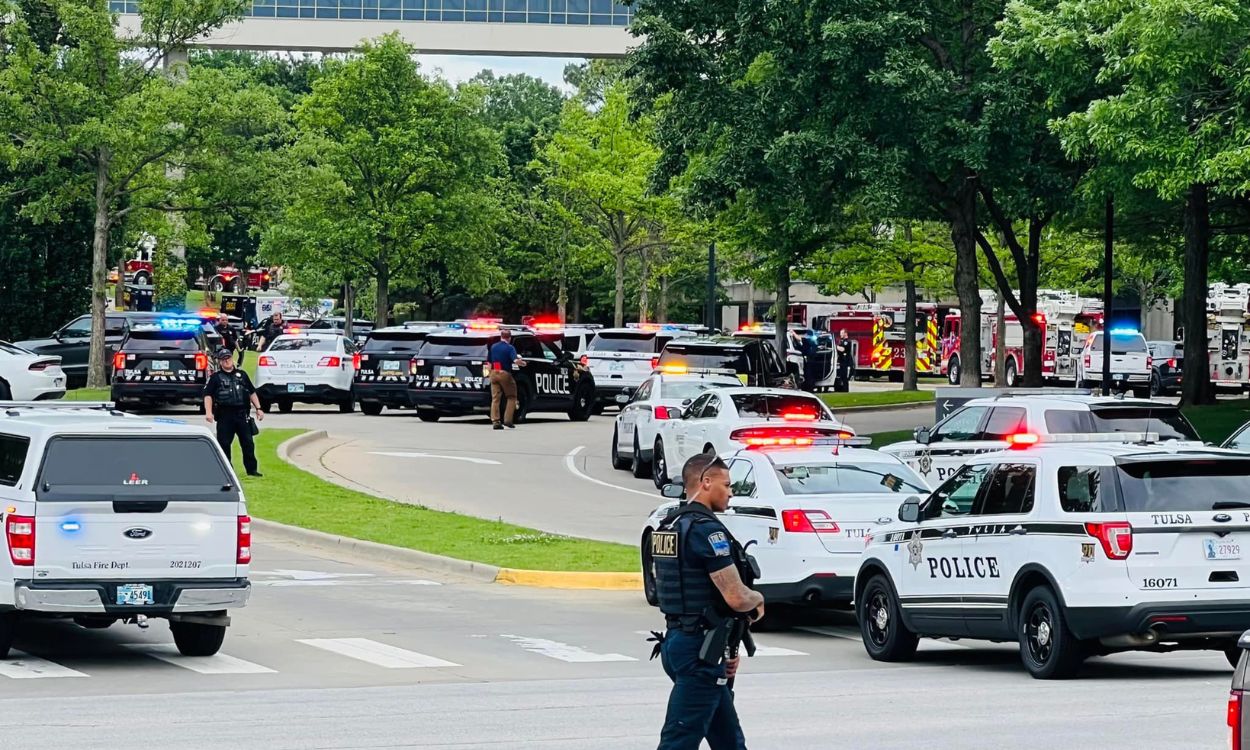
[{"left": 1142, "top": 578, "right": 1177, "bottom": 589}]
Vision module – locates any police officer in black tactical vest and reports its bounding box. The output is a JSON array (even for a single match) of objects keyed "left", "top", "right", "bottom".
[
  {"left": 203, "top": 347, "right": 264, "bottom": 477},
  {"left": 649, "top": 453, "right": 764, "bottom": 750}
]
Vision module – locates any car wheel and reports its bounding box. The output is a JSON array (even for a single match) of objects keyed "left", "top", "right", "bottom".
[
  {"left": 360, "top": 402, "right": 383, "bottom": 416},
  {"left": 641, "top": 530, "right": 659, "bottom": 606},
  {"left": 0, "top": 613, "right": 15, "bottom": 658},
  {"left": 947, "top": 357, "right": 961, "bottom": 386},
  {"left": 652, "top": 438, "right": 668, "bottom": 489},
  {"left": 1005, "top": 359, "right": 1018, "bottom": 387},
  {"left": 611, "top": 426, "right": 630, "bottom": 470},
  {"left": 233, "top": 277, "right": 246, "bottom": 293},
  {"left": 702, "top": 443, "right": 716, "bottom": 456},
  {"left": 631, "top": 432, "right": 651, "bottom": 479},
  {"left": 1019, "top": 586, "right": 1084, "bottom": 679},
  {"left": 170, "top": 621, "right": 226, "bottom": 657},
  {"left": 0, "top": 380, "right": 13, "bottom": 401},
  {"left": 1149, "top": 372, "right": 1162, "bottom": 397},
  {"left": 278, "top": 399, "right": 294, "bottom": 414},
  {"left": 1132, "top": 387, "right": 1150, "bottom": 399},
  {"left": 569, "top": 385, "right": 594, "bottom": 422},
  {"left": 417, "top": 411, "right": 441, "bottom": 423},
  {"left": 858, "top": 575, "right": 918, "bottom": 662},
  {"left": 338, "top": 397, "right": 355, "bottom": 414},
  {"left": 210, "top": 277, "right": 225, "bottom": 292},
  {"left": 1225, "top": 644, "right": 1243, "bottom": 669}
]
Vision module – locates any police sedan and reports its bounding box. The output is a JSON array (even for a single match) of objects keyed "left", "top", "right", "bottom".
[
  {"left": 651, "top": 386, "right": 855, "bottom": 488},
  {"left": 641, "top": 439, "right": 929, "bottom": 626}
]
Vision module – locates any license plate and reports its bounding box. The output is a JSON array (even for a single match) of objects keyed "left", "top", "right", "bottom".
[
  {"left": 381, "top": 361, "right": 402, "bottom": 373},
  {"left": 1205, "top": 538, "right": 1241, "bottom": 560},
  {"left": 116, "top": 583, "right": 154, "bottom": 606},
  {"left": 437, "top": 366, "right": 457, "bottom": 377},
  {"left": 151, "top": 360, "right": 170, "bottom": 371},
  {"left": 1113, "top": 373, "right": 1124, "bottom": 381},
  {"left": 609, "top": 362, "right": 625, "bottom": 372},
  {"left": 287, "top": 383, "right": 305, "bottom": 393}
]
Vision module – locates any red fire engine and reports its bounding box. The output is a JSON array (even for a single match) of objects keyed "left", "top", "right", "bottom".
[
  {"left": 120, "top": 248, "right": 274, "bottom": 292},
  {"left": 822, "top": 303, "right": 948, "bottom": 379}
]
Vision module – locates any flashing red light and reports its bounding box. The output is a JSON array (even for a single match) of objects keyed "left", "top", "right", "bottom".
[
  {"left": 1006, "top": 432, "right": 1039, "bottom": 448},
  {"left": 112, "top": 352, "right": 126, "bottom": 370},
  {"left": 531, "top": 320, "right": 563, "bottom": 331},
  {"left": 781, "top": 509, "right": 840, "bottom": 534},
  {"left": 352, "top": 353, "right": 361, "bottom": 370},
  {"left": 781, "top": 411, "right": 818, "bottom": 422},
  {"left": 285, "top": 327, "right": 302, "bottom": 335},
  {"left": 258, "top": 356, "right": 276, "bottom": 367},
  {"left": 237, "top": 515, "right": 252, "bottom": 564},
  {"left": 318, "top": 356, "right": 342, "bottom": 367},
  {"left": 1230, "top": 690, "right": 1243, "bottom": 750},
  {"left": 654, "top": 405, "right": 678, "bottom": 420},
  {"left": 732, "top": 427, "right": 839, "bottom": 447},
  {"left": 651, "top": 357, "right": 660, "bottom": 369},
  {"left": 1085, "top": 521, "right": 1133, "bottom": 560},
  {"left": 6, "top": 514, "right": 34, "bottom": 566},
  {"left": 466, "top": 320, "right": 498, "bottom": 330},
  {"left": 1032, "top": 313, "right": 1045, "bottom": 324},
  {"left": 1168, "top": 358, "right": 1176, "bottom": 368},
  {"left": 194, "top": 352, "right": 208, "bottom": 371},
  {"left": 743, "top": 436, "right": 814, "bottom": 447}
]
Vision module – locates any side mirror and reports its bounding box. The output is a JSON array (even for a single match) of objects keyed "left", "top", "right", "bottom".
[
  {"left": 914, "top": 426, "right": 932, "bottom": 445},
  {"left": 899, "top": 496, "right": 921, "bottom": 524},
  {"left": 614, "top": 393, "right": 630, "bottom": 405},
  {"left": 660, "top": 483, "right": 684, "bottom": 499}
]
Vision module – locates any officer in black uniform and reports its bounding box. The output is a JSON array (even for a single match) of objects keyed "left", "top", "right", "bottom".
[
  {"left": 835, "top": 328, "right": 853, "bottom": 390},
  {"left": 202, "top": 347, "right": 264, "bottom": 477},
  {"left": 650, "top": 453, "right": 764, "bottom": 750}
]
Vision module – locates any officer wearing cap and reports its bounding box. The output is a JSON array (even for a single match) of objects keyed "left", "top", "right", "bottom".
[
  {"left": 650, "top": 453, "right": 763, "bottom": 750},
  {"left": 202, "top": 347, "right": 264, "bottom": 477}
]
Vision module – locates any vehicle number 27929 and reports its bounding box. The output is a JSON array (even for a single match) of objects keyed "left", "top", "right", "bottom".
[{"left": 1142, "top": 577, "right": 1177, "bottom": 589}]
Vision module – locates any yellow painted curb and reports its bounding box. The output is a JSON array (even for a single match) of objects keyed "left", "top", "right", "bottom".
[{"left": 495, "top": 569, "right": 642, "bottom": 590}]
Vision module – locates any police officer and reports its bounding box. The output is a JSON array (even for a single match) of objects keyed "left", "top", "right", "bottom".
[
  {"left": 651, "top": 453, "right": 764, "bottom": 750},
  {"left": 203, "top": 347, "right": 264, "bottom": 477},
  {"left": 257, "top": 312, "right": 285, "bottom": 352},
  {"left": 487, "top": 329, "right": 526, "bottom": 430},
  {"left": 835, "top": 328, "right": 853, "bottom": 389}
]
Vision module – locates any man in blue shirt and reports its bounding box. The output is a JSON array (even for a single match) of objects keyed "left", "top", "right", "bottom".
[{"left": 488, "top": 329, "right": 526, "bottom": 429}]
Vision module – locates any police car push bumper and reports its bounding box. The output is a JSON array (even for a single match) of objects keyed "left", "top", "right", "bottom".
[
  {"left": 353, "top": 380, "right": 412, "bottom": 407},
  {"left": 14, "top": 578, "right": 250, "bottom": 614}
]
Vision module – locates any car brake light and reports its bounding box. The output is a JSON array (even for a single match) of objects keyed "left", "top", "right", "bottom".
[
  {"left": 237, "top": 514, "right": 251, "bottom": 564},
  {"left": 1085, "top": 521, "right": 1133, "bottom": 560},
  {"left": 1147, "top": 356, "right": 1153, "bottom": 368},
  {"left": 651, "top": 357, "right": 659, "bottom": 369},
  {"left": 1084, "top": 353, "right": 1091, "bottom": 368},
  {"left": 27, "top": 360, "right": 55, "bottom": 372},
  {"left": 352, "top": 353, "right": 361, "bottom": 370},
  {"left": 781, "top": 411, "right": 818, "bottom": 421},
  {"left": 112, "top": 352, "right": 126, "bottom": 370},
  {"left": 6, "top": 514, "right": 34, "bottom": 566},
  {"left": 1006, "top": 432, "right": 1039, "bottom": 448},
  {"left": 654, "top": 405, "right": 677, "bottom": 420},
  {"left": 1168, "top": 358, "right": 1176, "bottom": 368},
  {"left": 194, "top": 352, "right": 208, "bottom": 371},
  {"left": 318, "top": 356, "right": 342, "bottom": 367},
  {"left": 1232, "top": 691, "right": 1244, "bottom": 750},
  {"left": 258, "top": 356, "right": 276, "bottom": 367},
  {"left": 781, "top": 509, "right": 840, "bottom": 533}
]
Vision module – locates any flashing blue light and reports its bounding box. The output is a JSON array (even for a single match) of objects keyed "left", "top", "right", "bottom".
[
  {"left": 60, "top": 521, "right": 80, "bottom": 532},
  {"left": 1109, "top": 328, "right": 1139, "bottom": 335},
  {"left": 156, "top": 316, "right": 204, "bottom": 330}
]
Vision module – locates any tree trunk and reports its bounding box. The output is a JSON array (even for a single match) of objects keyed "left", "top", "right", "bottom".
[
  {"left": 613, "top": 248, "right": 625, "bottom": 327},
  {"left": 774, "top": 263, "right": 790, "bottom": 363},
  {"left": 745, "top": 280, "right": 755, "bottom": 324},
  {"left": 571, "top": 286, "right": 581, "bottom": 324},
  {"left": 375, "top": 260, "right": 390, "bottom": 329},
  {"left": 950, "top": 183, "right": 982, "bottom": 386},
  {"left": 638, "top": 248, "right": 650, "bottom": 323},
  {"left": 995, "top": 292, "right": 1007, "bottom": 385},
  {"left": 343, "top": 277, "right": 355, "bottom": 341},
  {"left": 557, "top": 275, "right": 568, "bottom": 324},
  {"left": 1181, "top": 183, "right": 1213, "bottom": 405},
  {"left": 657, "top": 275, "right": 669, "bottom": 324},
  {"left": 87, "top": 153, "right": 111, "bottom": 389},
  {"left": 903, "top": 262, "right": 918, "bottom": 392}
]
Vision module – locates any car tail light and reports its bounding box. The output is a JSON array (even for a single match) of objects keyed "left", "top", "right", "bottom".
[
  {"left": 258, "top": 356, "right": 276, "bottom": 367},
  {"left": 580, "top": 355, "right": 589, "bottom": 367},
  {"left": 194, "top": 352, "right": 208, "bottom": 371},
  {"left": 112, "top": 352, "right": 126, "bottom": 370},
  {"left": 781, "top": 411, "right": 818, "bottom": 421},
  {"left": 318, "top": 357, "right": 342, "bottom": 367},
  {"left": 1168, "top": 358, "right": 1176, "bottom": 368},
  {"left": 237, "top": 515, "right": 251, "bottom": 564},
  {"left": 6, "top": 514, "right": 34, "bottom": 566},
  {"left": 651, "top": 357, "right": 659, "bottom": 369},
  {"left": 1085, "top": 521, "right": 1133, "bottom": 560},
  {"left": 1232, "top": 691, "right": 1244, "bottom": 750},
  {"left": 781, "top": 509, "right": 839, "bottom": 533},
  {"left": 1084, "top": 353, "right": 1091, "bottom": 368},
  {"left": 654, "top": 405, "right": 677, "bottom": 420},
  {"left": 1147, "top": 356, "right": 1153, "bottom": 369},
  {"left": 1006, "top": 432, "right": 1039, "bottom": 448},
  {"left": 410, "top": 358, "right": 420, "bottom": 375},
  {"left": 27, "top": 359, "right": 57, "bottom": 372},
  {"left": 352, "top": 353, "right": 361, "bottom": 370}
]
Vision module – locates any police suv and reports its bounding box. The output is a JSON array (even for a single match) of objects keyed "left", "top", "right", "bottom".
[
  {"left": 353, "top": 326, "right": 428, "bottom": 415},
  {"left": 880, "top": 394, "right": 1201, "bottom": 485},
  {"left": 408, "top": 324, "right": 596, "bottom": 422},
  {"left": 642, "top": 439, "right": 928, "bottom": 625},
  {"left": 0, "top": 403, "right": 250, "bottom": 658},
  {"left": 109, "top": 320, "right": 213, "bottom": 410},
  {"left": 857, "top": 434, "right": 1250, "bottom": 678}
]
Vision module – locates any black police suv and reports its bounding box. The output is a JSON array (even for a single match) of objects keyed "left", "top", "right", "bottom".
[
  {"left": 109, "top": 322, "right": 213, "bottom": 409},
  {"left": 17, "top": 311, "right": 165, "bottom": 388},
  {"left": 408, "top": 327, "right": 596, "bottom": 422},
  {"left": 1146, "top": 340, "right": 1183, "bottom": 397},
  {"left": 657, "top": 336, "right": 798, "bottom": 389},
  {"left": 353, "top": 326, "right": 429, "bottom": 415}
]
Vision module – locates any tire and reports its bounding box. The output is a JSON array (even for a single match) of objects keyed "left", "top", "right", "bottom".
[
  {"left": 947, "top": 357, "right": 961, "bottom": 386},
  {"left": 631, "top": 433, "right": 651, "bottom": 479},
  {"left": 1150, "top": 372, "right": 1162, "bottom": 397},
  {"left": 360, "top": 402, "right": 383, "bottom": 416},
  {"left": 1018, "top": 586, "right": 1084, "bottom": 679},
  {"left": 210, "top": 277, "right": 225, "bottom": 292},
  {"left": 0, "top": 380, "right": 13, "bottom": 401},
  {"left": 73, "top": 616, "right": 116, "bottom": 629},
  {"left": 703, "top": 443, "right": 716, "bottom": 456},
  {"left": 514, "top": 388, "right": 531, "bottom": 424},
  {"left": 1132, "top": 387, "right": 1150, "bottom": 399},
  {"left": 569, "top": 385, "right": 594, "bottom": 422},
  {"left": 417, "top": 411, "right": 441, "bottom": 423},
  {"left": 857, "top": 575, "right": 919, "bottom": 662},
  {"left": 0, "top": 613, "right": 16, "bottom": 659},
  {"left": 170, "top": 621, "right": 226, "bottom": 657},
  {"left": 338, "top": 397, "right": 355, "bottom": 414},
  {"left": 652, "top": 437, "right": 669, "bottom": 489},
  {"left": 1005, "top": 359, "right": 1018, "bottom": 388},
  {"left": 641, "top": 530, "right": 659, "bottom": 606},
  {"left": 611, "top": 426, "right": 630, "bottom": 470},
  {"left": 233, "top": 277, "right": 246, "bottom": 293},
  {"left": 259, "top": 399, "right": 273, "bottom": 414},
  {"left": 134, "top": 272, "right": 151, "bottom": 285},
  {"left": 1226, "top": 645, "right": 1243, "bottom": 669},
  {"left": 277, "top": 399, "right": 294, "bottom": 414}
]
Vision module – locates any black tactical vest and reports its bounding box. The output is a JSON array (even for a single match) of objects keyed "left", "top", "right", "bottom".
[
  {"left": 215, "top": 371, "right": 248, "bottom": 408},
  {"left": 650, "top": 504, "right": 727, "bottom": 623}
]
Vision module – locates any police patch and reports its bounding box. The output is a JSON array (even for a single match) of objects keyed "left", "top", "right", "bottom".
[
  {"left": 707, "top": 531, "right": 731, "bottom": 557},
  {"left": 651, "top": 531, "right": 678, "bottom": 558}
]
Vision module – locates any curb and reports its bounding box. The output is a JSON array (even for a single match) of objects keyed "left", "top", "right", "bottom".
[
  {"left": 277, "top": 429, "right": 330, "bottom": 464},
  {"left": 496, "top": 569, "right": 642, "bottom": 591}
]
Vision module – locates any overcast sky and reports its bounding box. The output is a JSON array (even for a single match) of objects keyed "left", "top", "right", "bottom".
[{"left": 418, "top": 55, "right": 581, "bottom": 91}]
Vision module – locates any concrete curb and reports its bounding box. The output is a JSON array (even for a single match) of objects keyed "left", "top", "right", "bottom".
[
  {"left": 496, "top": 569, "right": 642, "bottom": 591},
  {"left": 277, "top": 429, "right": 330, "bottom": 464}
]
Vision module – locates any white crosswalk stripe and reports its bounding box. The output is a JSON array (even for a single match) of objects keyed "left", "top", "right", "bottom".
[
  {"left": 0, "top": 651, "right": 87, "bottom": 679},
  {"left": 501, "top": 635, "right": 636, "bottom": 663},
  {"left": 298, "top": 638, "right": 461, "bottom": 669},
  {"left": 123, "top": 644, "right": 277, "bottom": 674},
  {"left": 797, "top": 625, "right": 862, "bottom": 641},
  {"left": 751, "top": 644, "right": 808, "bottom": 657}
]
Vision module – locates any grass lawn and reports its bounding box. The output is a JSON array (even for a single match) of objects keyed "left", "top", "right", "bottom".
[
  {"left": 820, "top": 390, "right": 934, "bottom": 409},
  {"left": 866, "top": 429, "right": 916, "bottom": 447},
  {"left": 64, "top": 387, "right": 111, "bottom": 401},
  {"left": 1182, "top": 400, "right": 1250, "bottom": 445},
  {"left": 239, "top": 429, "right": 640, "bottom": 572}
]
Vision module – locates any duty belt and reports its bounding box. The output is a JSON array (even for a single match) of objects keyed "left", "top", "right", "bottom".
[{"left": 665, "top": 614, "right": 708, "bottom": 633}]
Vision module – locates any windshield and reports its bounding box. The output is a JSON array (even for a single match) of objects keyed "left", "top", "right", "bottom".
[
  {"left": 269, "top": 336, "right": 337, "bottom": 352},
  {"left": 1116, "top": 459, "right": 1250, "bottom": 512},
  {"left": 658, "top": 347, "right": 749, "bottom": 373},
  {"left": 124, "top": 332, "right": 201, "bottom": 352},
  {"left": 1092, "top": 332, "right": 1147, "bottom": 354},
  {"left": 420, "top": 336, "right": 491, "bottom": 358},
  {"left": 662, "top": 380, "right": 741, "bottom": 400},
  {"left": 39, "top": 437, "right": 232, "bottom": 495},
  {"left": 730, "top": 393, "right": 828, "bottom": 420},
  {"left": 1044, "top": 407, "right": 1199, "bottom": 441},
  {"left": 774, "top": 462, "right": 928, "bottom": 496},
  {"left": 364, "top": 333, "right": 426, "bottom": 353},
  {"left": 588, "top": 332, "right": 656, "bottom": 353}
]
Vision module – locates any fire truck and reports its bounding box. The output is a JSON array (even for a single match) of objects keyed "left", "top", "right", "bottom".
[
  {"left": 1206, "top": 283, "right": 1250, "bottom": 391},
  {"left": 120, "top": 248, "right": 275, "bottom": 292},
  {"left": 939, "top": 289, "right": 1104, "bottom": 386},
  {"left": 824, "top": 303, "right": 946, "bottom": 380}
]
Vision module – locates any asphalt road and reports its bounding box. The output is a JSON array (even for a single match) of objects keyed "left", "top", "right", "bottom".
[{"left": 0, "top": 537, "right": 1233, "bottom": 749}]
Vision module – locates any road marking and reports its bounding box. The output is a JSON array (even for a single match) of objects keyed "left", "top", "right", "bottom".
[
  {"left": 298, "top": 638, "right": 460, "bottom": 669},
  {"left": 0, "top": 651, "right": 87, "bottom": 679},
  {"left": 500, "top": 634, "right": 636, "bottom": 663},
  {"left": 565, "top": 446, "right": 659, "bottom": 498},
  {"left": 752, "top": 644, "right": 808, "bottom": 657},
  {"left": 370, "top": 451, "right": 501, "bottom": 466},
  {"left": 123, "top": 644, "right": 276, "bottom": 674},
  {"left": 797, "top": 625, "right": 862, "bottom": 641}
]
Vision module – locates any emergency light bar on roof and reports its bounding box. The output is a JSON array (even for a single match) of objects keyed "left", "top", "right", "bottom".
[
  {"left": 655, "top": 364, "right": 739, "bottom": 377},
  {"left": 1006, "top": 431, "right": 1161, "bottom": 448}
]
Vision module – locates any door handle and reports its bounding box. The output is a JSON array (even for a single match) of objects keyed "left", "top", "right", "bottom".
[
  {"left": 941, "top": 529, "right": 958, "bottom": 539},
  {"left": 1009, "top": 525, "right": 1028, "bottom": 536}
]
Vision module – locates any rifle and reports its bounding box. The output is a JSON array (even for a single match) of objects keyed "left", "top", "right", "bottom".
[{"left": 697, "top": 539, "right": 761, "bottom": 689}]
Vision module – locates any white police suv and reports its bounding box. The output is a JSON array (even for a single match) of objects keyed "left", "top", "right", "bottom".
[
  {"left": 880, "top": 394, "right": 1202, "bottom": 485},
  {"left": 612, "top": 369, "right": 743, "bottom": 478},
  {"left": 0, "top": 403, "right": 250, "bottom": 658},
  {"left": 642, "top": 439, "right": 928, "bottom": 626},
  {"left": 857, "top": 434, "right": 1250, "bottom": 678}
]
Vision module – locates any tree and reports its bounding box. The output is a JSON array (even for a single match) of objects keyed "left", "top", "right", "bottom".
[
  {"left": 261, "top": 34, "right": 506, "bottom": 328},
  {"left": 0, "top": 0, "right": 284, "bottom": 386}
]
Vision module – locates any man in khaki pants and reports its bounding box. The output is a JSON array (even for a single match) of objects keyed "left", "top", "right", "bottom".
[{"left": 488, "top": 329, "right": 525, "bottom": 429}]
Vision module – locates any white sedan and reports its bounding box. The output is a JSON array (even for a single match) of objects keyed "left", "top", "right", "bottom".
[
  {"left": 256, "top": 332, "right": 357, "bottom": 413},
  {"left": 611, "top": 371, "right": 743, "bottom": 478},
  {"left": 651, "top": 387, "right": 854, "bottom": 488},
  {"left": 0, "top": 341, "right": 66, "bottom": 401},
  {"left": 641, "top": 443, "right": 930, "bottom": 623}
]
